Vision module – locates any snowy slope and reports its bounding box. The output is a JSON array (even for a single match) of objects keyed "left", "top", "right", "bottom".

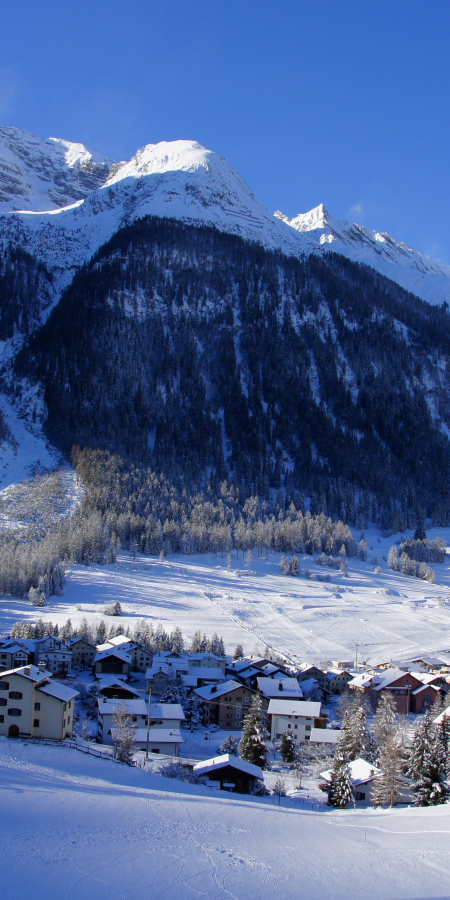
[
  {"left": 0, "top": 126, "right": 115, "bottom": 212},
  {"left": 2, "top": 737, "right": 450, "bottom": 900},
  {"left": 276, "top": 203, "right": 450, "bottom": 306}
]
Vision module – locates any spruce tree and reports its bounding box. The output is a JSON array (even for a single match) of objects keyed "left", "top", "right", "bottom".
[
  {"left": 219, "top": 734, "right": 240, "bottom": 756},
  {"left": 413, "top": 734, "right": 450, "bottom": 807},
  {"left": 280, "top": 729, "right": 297, "bottom": 763},
  {"left": 373, "top": 691, "right": 398, "bottom": 757},
  {"left": 408, "top": 712, "right": 436, "bottom": 781},
  {"left": 328, "top": 753, "right": 354, "bottom": 808},
  {"left": 239, "top": 695, "right": 268, "bottom": 769},
  {"left": 112, "top": 703, "right": 135, "bottom": 765}
]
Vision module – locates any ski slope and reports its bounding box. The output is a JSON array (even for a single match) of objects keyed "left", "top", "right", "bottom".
[{"left": 1, "top": 737, "right": 450, "bottom": 900}]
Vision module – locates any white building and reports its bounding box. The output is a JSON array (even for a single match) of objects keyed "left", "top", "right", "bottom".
[
  {"left": 0, "top": 664, "right": 78, "bottom": 739},
  {"left": 268, "top": 699, "right": 322, "bottom": 742},
  {"left": 97, "top": 697, "right": 148, "bottom": 744}
]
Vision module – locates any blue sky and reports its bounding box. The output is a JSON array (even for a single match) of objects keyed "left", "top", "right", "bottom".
[{"left": 1, "top": 0, "right": 450, "bottom": 261}]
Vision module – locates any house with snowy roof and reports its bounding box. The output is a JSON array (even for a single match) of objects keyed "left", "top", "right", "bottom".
[
  {"left": 256, "top": 676, "right": 303, "bottom": 701},
  {"left": 320, "top": 758, "right": 383, "bottom": 806},
  {"left": 94, "top": 645, "right": 131, "bottom": 677},
  {"left": 192, "top": 754, "right": 263, "bottom": 793},
  {"left": 194, "top": 680, "right": 268, "bottom": 729},
  {"left": 67, "top": 637, "right": 97, "bottom": 669},
  {"left": 97, "top": 676, "right": 141, "bottom": 700},
  {"left": 96, "top": 635, "right": 152, "bottom": 673},
  {"left": 0, "top": 639, "right": 32, "bottom": 671},
  {"left": 0, "top": 664, "right": 78, "bottom": 739},
  {"left": 34, "top": 635, "right": 73, "bottom": 676},
  {"left": 324, "top": 669, "right": 353, "bottom": 695},
  {"left": 131, "top": 727, "right": 183, "bottom": 756},
  {"left": 96, "top": 697, "right": 148, "bottom": 744},
  {"left": 349, "top": 667, "right": 443, "bottom": 714},
  {"left": 268, "top": 699, "right": 323, "bottom": 742}
]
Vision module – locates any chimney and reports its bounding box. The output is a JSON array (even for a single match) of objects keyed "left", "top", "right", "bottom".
[
  {"left": 24, "top": 666, "right": 31, "bottom": 676},
  {"left": 38, "top": 661, "right": 46, "bottom": 672},
  {"left": 211, "top": 686, "right": 217, "bottom": 693}
]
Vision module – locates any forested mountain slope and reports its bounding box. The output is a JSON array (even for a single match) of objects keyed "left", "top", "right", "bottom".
[{"left": 16, "top": 215, "right": 450, "bottom": 529}]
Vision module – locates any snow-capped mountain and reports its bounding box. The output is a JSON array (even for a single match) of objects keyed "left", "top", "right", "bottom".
[
  {"left": 0, "top": 126, "right": 114, "bottom": 213},
  {"left": 275, "top": 204, "right": 450, "bottom": 307},
  {"left": 1, "top": 129, "right": 449, "bottom": 308}
]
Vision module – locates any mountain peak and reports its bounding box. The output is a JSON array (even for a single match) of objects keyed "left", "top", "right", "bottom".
[{"left": 275, "top": 203, "right": 331, "bottom": 231}]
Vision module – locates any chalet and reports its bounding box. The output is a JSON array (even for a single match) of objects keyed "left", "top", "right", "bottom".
[
  {"left": 188, "top": 653, "right": 226, "bottom": 674},
  {"left": 268, "top": 699, "right": 323, "bottom": 742},
  {"left": 194, "top": 680, "right": 268, "bottom": 729},
  {"left": 68, "top": 638, "right": 97, "bottom": 669},
  {"left": 0, "top": 640, "right": 32, "bottom": 672},
  {"left": 324, "top": 669, "right": 353, "bottom": 695},
  {"left": 0, "top": 664, "right": 78, "bottom": 739},
  {"left": 105, "top": 635, "right": 152, "bottom": 673},
  {"left": 182, "top": 667, "right": 226, "bottom": 689},
  {"left": 96, "top": 697, "right": 148, "bottom": 744},
  {"left": 297, "top": 665, "right": 327, "bottom": 689},
  {"left": 349, "top": 667, "right": 443, "bottom": 714},
  {"left": 94, "top": 646, "right": 131, "bottom": 677},
  {"left": 320, "top": 758, "right": 383, "bottom": 806},
  {"left": 97, "top": 676, "right": 141, "bottom": 700},
  {"left": 193, "top": 754, "right": 263, "bottom": 793},
  {"left": 34, "top": 635, "right": 72, "bottom": 676}
]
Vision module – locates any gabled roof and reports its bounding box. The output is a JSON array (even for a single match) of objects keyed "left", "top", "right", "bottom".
[
  {"left": 193, "top": 753, "right": 263, "bottom": 780},
  {"left": 97, "top": 698, "right": 148, "bottom": 715},
  {"left": 194, "top": 680, "right": 248, "bottom": 701},
  {"left": 321, "top": 758, "right": 382, "bottom": 786},
  {"left": 68, "top": 637, "right": 96, "bottom": 648},
  {"left": 150, "top": 702, "right": 185, "bottom": 721},
  {"left": 256, "top": 677, "right": 303, "bottom": 699},
  {"left": 98, "top": 676, "right": 140, "bottom": 696},
  {"left": 107, "top": 635, "right": 134, "bottom": 648},
  {"left": 0, "top": 664, "right": 52, "bottom": 681},
  {"left": 310, "top": 727, "right": 339, "bottom": 743},
  {"left": 38, "top": 681, "right": 79, "bottom": 702},
  {"left": 130, "top": 728, "right": 183, "bottom": 744},
  {"left": 94, "top": 646, "right": 131, "bottom": 663},
  {"left": 268, "top": 699, "right": 321, "bottom": 717}
]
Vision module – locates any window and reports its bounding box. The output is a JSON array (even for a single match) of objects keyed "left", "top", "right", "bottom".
[
  {"left": 0, "top": 715, "right": 3, "bottom": 723},
  {"left": 8, "top": 708, "right": 22, "bottom": 716},
  {"left": 0, "top": 682, "right": 9, "bottom": 690},
  {"left": 0, "top": 698, "right": 6, "bottom": 707},
  {"left": 34, "top": 701, "right": 41, "bottom": 711},
  {"left": 9, "top": 691, "right": 22, "bottom": 700},
  {"left": 33, "top": 719, "right": 40, "bottom": 727},
  {"left": 305, "top": 725, "right": 311, "bottom": 731}
]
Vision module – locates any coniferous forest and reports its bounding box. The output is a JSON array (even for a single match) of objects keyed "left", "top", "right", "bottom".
[{"left": 9, "top": 214, "right": 450, "bottom": 530}]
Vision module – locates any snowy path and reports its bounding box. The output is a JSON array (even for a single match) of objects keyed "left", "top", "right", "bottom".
[{"left": 1, "top": 738, "right": 450, "bottom": 900}]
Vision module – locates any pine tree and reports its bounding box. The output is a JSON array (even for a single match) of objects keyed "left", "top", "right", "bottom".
[
  {"left": 372, "top": 735, "right": 404, "bottom": 808},
  {"left": 280, "top": 729, "right": 297, "bottom": 763},
  {"left": 338, "top": 706, "right": 374, "bottom": 762},
  {"left": 112, "top": 702, "right": 135, "bottom": 765},
  {"left": 233, "top": 643, "right": 244, "bottom": 661},
  {"left": 328, "top": 753, "right": 354, "bottom": 808},
  {"left": 239, "top": 695, "right": 268, "bottom": 769},
  {"left": 373, "top": 691, "right": 398, "bottom": 756},
  {"left": 413, "top": 734, "right": 450, "bottom": 807},
  {"left": 408, "top": 712, "right": 436, "bottom": 781},
  {"left": 184, "top": 696, "right": 203, "bottom": 730},
  {"left": 219, "top": 734, "right": 240, "bottom": 756}
]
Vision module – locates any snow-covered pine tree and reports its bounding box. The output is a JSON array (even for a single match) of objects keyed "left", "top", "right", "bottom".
[
  {"left": 413, "top": 733, "right": 450, "bottom": 806},
  {"left": 328, "top": 753, "right": 354, "bottom": 808},
  {"left": 233, "top": 643, "right": 244, "bottom": 661},
  {"left": 280, "top": 729, "right": 297, "bottom": 763},
  {"left": 408, "top": 712, "right": 436, "bottom": 781},
  {"left": 372, "top": 735, "right": 404, "bottom": 808},
  {"left": 373, "top": 691, "right": 398, "bottom": 756},
  {"left": 338, "top": 706, "right": 374, "bottom": 762},
  {"left": 239, "top": 695, "right": 268, "bottom": 769},
  {"left": 184, "top": 696, "right": 203, "bottom": 730},
  {"left": 112, "top": 702, "right": 135, "bottom": 765},
  {"left": 218, "top": 733, "right": 240, "bottom": 756}
]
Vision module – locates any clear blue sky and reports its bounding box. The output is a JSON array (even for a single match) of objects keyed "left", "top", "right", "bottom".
[{"left": 1, "top": 0, "right": 450, "bottom": 262}]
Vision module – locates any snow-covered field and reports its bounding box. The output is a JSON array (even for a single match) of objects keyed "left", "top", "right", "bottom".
[
  {"left": 2, "top": 737, "right": 450, "bottom": 900},
  {"left": 3, "top": 526, "right": 450, "bottom": 665}
]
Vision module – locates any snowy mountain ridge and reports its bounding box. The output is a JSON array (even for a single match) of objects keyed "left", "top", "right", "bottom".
[{"left": 0, "top": 128, "right": 449, "bottom": 307}]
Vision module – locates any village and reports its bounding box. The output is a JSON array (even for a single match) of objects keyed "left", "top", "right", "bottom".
[{"left": 1, "top": 625, "right": 450, "bottom": 809}]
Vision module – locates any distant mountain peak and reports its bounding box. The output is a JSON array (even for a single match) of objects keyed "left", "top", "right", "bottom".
[{"left": 275, "top": 203, "right": 331, "bottom": 231}]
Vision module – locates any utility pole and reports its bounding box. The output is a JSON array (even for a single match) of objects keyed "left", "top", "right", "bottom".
[
  {"left": 145, "top": 688, "right": 152, "bottom": 762},
  {"left": 354, "top": 642, "right": 359, "bottom": 670}
]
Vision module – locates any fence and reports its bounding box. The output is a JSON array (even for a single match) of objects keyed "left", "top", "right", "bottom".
[{"left": 19, "top": 736, "right": 136, "bottom": 766}]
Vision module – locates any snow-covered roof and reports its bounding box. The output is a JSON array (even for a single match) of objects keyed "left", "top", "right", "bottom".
[
  {"left": 0, "top": 641, "right": 30, "bottom": 655},
  {"left": 98, "top": 676, "right": 140, "bottom": 696},
  {"left": 97, "top": 698, "right": 148, "bottom": 716},
  {"left": 434, "top": 705, "right": 450, "bottom": 724},
  {"left": 67, "top": 637, "right": 96, "bottom": 648},
  {"left": 194, "top": 680, "right": 247, "bottom": 701},
  {"left": 371, "top": 668, "right": 409, "bottom": 691},
  {"left": 193, "top": 753, "right": 263, "bottom": 780},
  {"left": 309, "top": 727, "right": 340, "bottom": 743},
  {"left": 106, "top": 635, "right": 134, "bottom": 648},
  {"left": 321, "top": 758, "right": 382, "bottom": 786},
  {"left": 348, "top": 673, "right": 373, "bottom": 689},
  {"left": 131, "top": 728, "right": 183, "bottom": 744},
  {"left": 38, "top": 681, "right": 79, "bottom": 702},
  {"left": 182, "top": 668, "right": 226, "bottom": 686},
  {"left": 188, "top": 652, "right": 223, "bottom": 662},
  {"left": 268, "top": 699, "right": 321, "bottom": 717},
  {"left": 150, "top": 702, "right": 185, "bottom": 721},
  {"left": 411, "top": 684, "right": 439, "bottom": 696},
  {"left": 94, "top": 646, "right": 131, "bottom": 663},
  {"left": 0, "top": 664, "right": 52, "bottom": 681},
  {"left": 256, "top": 677, "right": 303, "bottom": 699}
]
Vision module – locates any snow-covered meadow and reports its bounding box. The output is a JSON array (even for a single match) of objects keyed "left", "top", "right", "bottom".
[
  {"left": 2, "top": 737, "right": 450, "bottom": 900},
  {"left": 3, "top": 525, "right": 450, "bottom": 665}
]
